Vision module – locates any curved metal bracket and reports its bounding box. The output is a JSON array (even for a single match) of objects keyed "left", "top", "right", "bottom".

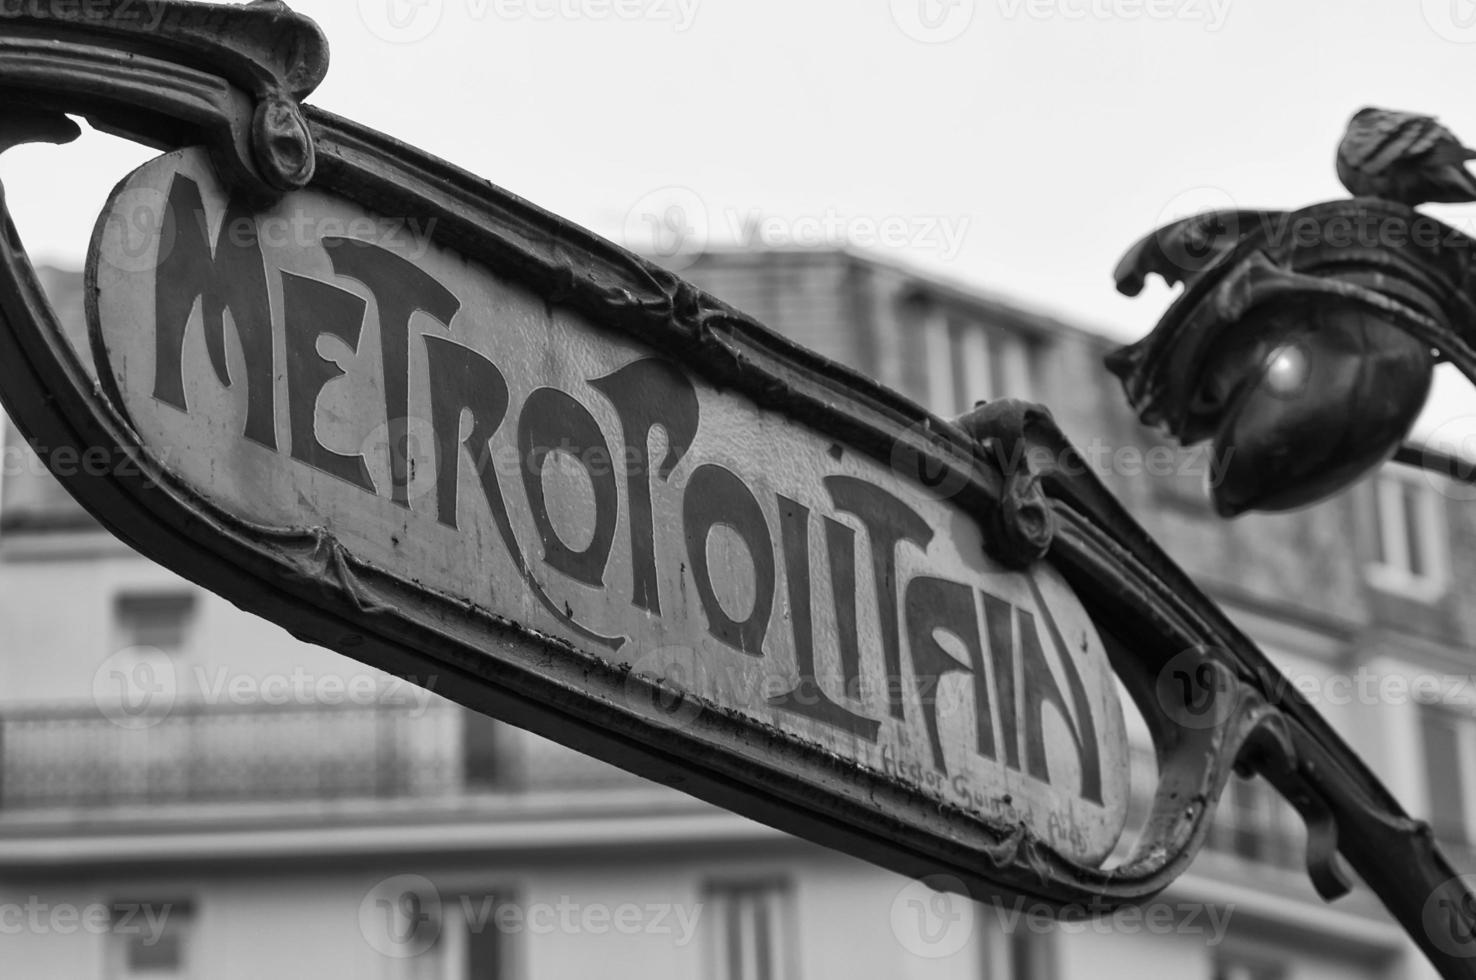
[
  {"left": 1109, "top": 199, "right": 1476, "bottom": 515},
  {"left": 956, "top": 400, "right": 1058, "bottom": 568},
  {"left": 1110, "top": 199, "right": 1476, "bottom": 437},
  {"left": 953, "top": 398, "right": 1471, "bottom": 974},
  {"left": 0, "top": 6, "right": 1469, "bottom": 976},
  {"left": 0, "top": 0, "right": 325, "bottom": 195}
]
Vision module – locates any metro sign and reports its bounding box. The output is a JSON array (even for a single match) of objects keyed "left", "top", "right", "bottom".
[
  {"left": 10, "top": 8, "right": 1474, "bottom": 974},
  {"left": 89, "top": 149, "right": 1129, "bottom": 865}
]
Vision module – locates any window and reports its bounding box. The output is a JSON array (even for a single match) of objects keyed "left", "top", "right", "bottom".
[
  {"left": 704, "top": 879, "right": 793, "bottom": 980},
  {"left": 1206, "top": 774, "right": 1297, "bottom": 867},
  {"left": 462, "top": 708, "right": 502, "bottom": 791},
  {"left": 985, "top": 922, "right": 1054, "bottom": 979},
  {"left": 456, "top": 891, "right": 516, "bottom": 980},
  {"left": 109, "top": 899, "right": 193, "bottom": 979},
  {"left": 1368, "top": 468, "right": 1449, "bottom": 599},
  {"left": 0, "top": 412, "right": 94, "bottom": 534},
  {"left": 364, "top": 883, "right": 517, "bottom": 980},
  {"left": 0, "top": 412, "right": 8, "bottom": 536},
  {"left": 1213, "top": 953, "right": 1283, "bottom": 980},
  {"left": 115, "top": 592, "right": 197, "bottom": 655},
  {"left": 1421, "top": 706, "right": 1476, "bottom": 844},
  {"left": 923, "top": 308, "right": 1036, "bottom": 417}
]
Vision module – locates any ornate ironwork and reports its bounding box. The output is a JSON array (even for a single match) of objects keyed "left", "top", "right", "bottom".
[
  {"left": 0, "top": 0, "right": 324, "bottom": 194},
  {"left": 1110, "top": 119, "right": 1476, "bottom": 973},
  {"left": 1112, "top": 199, "right": 1476, "bottom": 515},
  {"left": 0, "top": 7, "right": 1468, "bottom": 977}
]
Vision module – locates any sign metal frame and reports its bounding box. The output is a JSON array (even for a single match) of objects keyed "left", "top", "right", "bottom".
[{"left": 0, "top": 3, "right": 1469, "bottom": 975}]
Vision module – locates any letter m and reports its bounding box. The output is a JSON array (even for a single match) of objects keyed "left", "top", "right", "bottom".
[{"left": 153, "top": 172, "right": 276, "bottom": 448}]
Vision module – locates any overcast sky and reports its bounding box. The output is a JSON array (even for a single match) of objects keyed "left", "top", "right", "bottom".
[{"left": 5, "top": 0, "right": 1476, "bottom": 444}]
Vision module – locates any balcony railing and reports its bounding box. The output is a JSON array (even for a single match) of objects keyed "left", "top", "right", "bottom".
[
  {"left": 0, "top": 707, "right": 1308, "bottom": 862},
  {"left": 0, "top": 700, "right": 642, "bottom": 811}
]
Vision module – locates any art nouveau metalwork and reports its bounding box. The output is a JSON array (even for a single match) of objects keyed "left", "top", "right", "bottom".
[
  {"left": 1113, "top": 199, "right": 1476, "bottom": 516},
  {"left": 0, "top": 4, "right": 1469, "bottom": 977}
]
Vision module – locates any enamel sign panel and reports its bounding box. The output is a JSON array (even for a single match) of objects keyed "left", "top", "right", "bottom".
[{"left": 88, "top": 149, "right": 1130, "bottom": 864}]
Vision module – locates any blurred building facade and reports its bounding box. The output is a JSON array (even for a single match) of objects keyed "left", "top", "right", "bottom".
[{"left": 0, "top": 256, "right": 1460, "bottom": 978}]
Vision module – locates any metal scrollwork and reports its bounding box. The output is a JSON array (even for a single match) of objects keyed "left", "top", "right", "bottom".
[
  {"left": 1112, "top": 199, "right": 1476, "bottom": 515},
  {"left": 0, "top": 0, "right": 325, "bottom": 195},
  {"left": 0, "top": 12, "right": 1469, "bottom": 977},
  {"left": 957, "top": 399, "right": 1058, "bottom": 568},
  {"left": 1109, "top": 108, "right": 1476, "bottom": 975}
]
